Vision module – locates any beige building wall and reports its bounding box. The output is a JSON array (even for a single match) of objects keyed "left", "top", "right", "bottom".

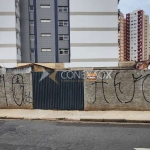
[
  {"left": 124, "top": 19, "right": 127, "bottom": 61},
  {"left": 119, "top": 11, "right": 125, "bottom": 61},
  {"left": 148, "top": 24, "right": 150, "bottom": 58},
  {"left": 144, "top": 15, "right": 149, "bottom": 60}
]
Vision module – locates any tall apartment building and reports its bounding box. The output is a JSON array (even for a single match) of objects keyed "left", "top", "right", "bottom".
[
  {"left": 0, "top": 0, "right": 21, "bottom": 68},
  {"left": 144, "top": 15, "right": 149, "bottom": 60},
  {"left": 124, "top": 18, "right": 127, "bottom": 60},
  {"left": 20, "top": 0, "right": 70, "bottom": 63},
  {"left": 0, "top": 0, "right": 119, "bottom": 68},
  {"left": 65, "top": 0, "right": 119, "bottom": 68},
  {"left": 149, "top": 24, "right": 150, "bottom": 58},
  {"left": 126, "top": 10, "right": 149, "bottom": 61},
  {"left": 118, "top": 10, "right": 125, "bottom": 61}
]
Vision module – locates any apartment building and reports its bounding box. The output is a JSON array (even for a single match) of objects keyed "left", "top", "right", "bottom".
[
  {"left": 126, "top": 10, "right": 149, "bottom": 61},
  {"left": 0, "top": 0, "right": 21, "bottom": 68},
  {"left": 20, "top": 0, "right": 119, "bottom": 67},
  {"left": 124, "top": 18, "right": 127, "bottom": 60},
  {"left": 20, "top": 0, "right": 70, "bottom": 63},
  {"left": 118, "top": 10, "right": 125, "bottom": 61},
  {"left": 149, "top": 24, "right": 150, "bottom": 58},
  {"left": 65, "top": 0, "right": 119, "bottom": 68},
  {"left": 144, "top": 15, "right": 149, "bottom": 60},
  {"left": 0, "top": 0, "right": 119, "bottom": 68}
]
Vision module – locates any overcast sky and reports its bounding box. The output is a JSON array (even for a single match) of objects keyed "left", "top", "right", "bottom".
[{"left": 118, "top": 0, "right": 150, "bottom": 17}]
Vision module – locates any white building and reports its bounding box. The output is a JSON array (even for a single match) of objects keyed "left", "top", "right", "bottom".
[
  {"left": 0, "top": 0, "right": 119, "bottom": 68},
  {"left": 65, "top": 0, "right": 119, "bottom": 68},
  {"left": 0, "top": 0, "right": 21, "bottom": 68}
]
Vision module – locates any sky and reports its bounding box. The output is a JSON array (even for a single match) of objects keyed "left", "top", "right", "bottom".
[{"left": 118, "top": 0, "right": 150, "bottom": 17}]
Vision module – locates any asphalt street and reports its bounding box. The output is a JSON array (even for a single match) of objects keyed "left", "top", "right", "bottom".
[{"left": 0, "top": 120, "right": 150, "bottom": 150}]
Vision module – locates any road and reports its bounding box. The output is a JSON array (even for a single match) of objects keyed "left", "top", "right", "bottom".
[{"left": 0, "top": 120, "right": 150, "bottom": 150}]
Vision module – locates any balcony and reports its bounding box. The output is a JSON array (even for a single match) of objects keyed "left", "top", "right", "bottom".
[
  {"left": 16, "top": 38, "right": 21, "bottom": 46},
  {"left": 16, "top": 21, "right": 20, "bottom": 32},
  {"left": 16, "top": 32, "right": 21, "bottom": 46},
  {"left": 15, "top": 0, "right": 20, "bottom": 17}
]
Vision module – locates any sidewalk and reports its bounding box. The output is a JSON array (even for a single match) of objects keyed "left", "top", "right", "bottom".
[{"left": 0, "top": 109, "right": 150, "bottom": 123}]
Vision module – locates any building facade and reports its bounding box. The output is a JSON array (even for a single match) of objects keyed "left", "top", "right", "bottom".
[
  {"left": 0, "top": 0, "right": 21, "bottom": 68},
  {"left": 144, "top": 15, "right": 149, "bottom": 60},
  {"left": 118, "top": 10, "right": 126, "bottom": 61},
  {"left": 149, "top": 24, "right": 150, "bottom": 58},
  {"left": 126, "top": 10, "right": 149, "bottom": 61},
  {"left": 65, "top": 0, "right": 119, "bottom": 68},
  {"left": 0, "top": 0, "right": 119, "bottom": 68},
  {"left": 20, "top": 0, "right": 70, "bottom": 63}
]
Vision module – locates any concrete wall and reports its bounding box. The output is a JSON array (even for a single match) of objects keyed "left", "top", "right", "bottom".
[
  {"left": 84, "top": 70, "right": 150, "bottom": 111},
  {"left": 0, "top": 73, "right": 33, "bottom": 109}
]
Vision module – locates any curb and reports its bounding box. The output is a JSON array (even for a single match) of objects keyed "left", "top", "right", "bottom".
[
  {"left": 0, "top": 116, "right": 6, "bottom": 119},
  {"left": 80, "top": 119, "right": 150, "bottom": 123},
  {"left": 126, "top": 120, "right": 150, "bottom": 123},
  {"left": 6, "top": 117, "right": 24, "bottom": 120},
  {"left": 1, "top": 117, "right": 150, "bottom": 123},
  {"left": 80, "top": 119, "right": 126, "bottom": 122}
]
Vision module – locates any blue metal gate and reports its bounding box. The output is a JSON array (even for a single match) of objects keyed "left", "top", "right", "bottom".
[{"left": 32, "top": 71, "right": 84, "bottom": 110}]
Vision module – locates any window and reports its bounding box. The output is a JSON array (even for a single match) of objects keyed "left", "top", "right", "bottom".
[
  {"left": 41, "top": 48, "right": 51, "bottom": 52},
  {"left": 58, "top": 20, "right": 68, "bottom": 26},
  {"left": 15, "top": 0, "right": 19, "bottom": 10},
  {"left": 41, "top": 33, "right": 51, "bottom": 37},
  {"left": 29, "top": 6, "right": 34, "bottom": 11},
  {"left": 59, "top": 35, "right": 69, "bottom": 40},
  {"left": 31, "top": 49, "right": 34, "bottom": 52},
  {"left": 16, "top": 32, "right": 19, "bottom": 39},
  {"left": 17, "top": 48, "right": 19, "bottom": 54},
  {"left": 40, "top": 5, "right": 50, "bottom": 8},
  {"left": 30, "top": 35, "right": 35, "bottom": 41},
  {"left": 15, "top": 1, "right": 18, "bottom": 8},
  {"left": 41, "top": 19, "right": 51, "bottom": 22},
  {"left": 16, "top": 16, "right": 17, "bottom": 23},
  {"left": 58, "top": 7, "right": 68, "bottom": 12},
  {"left": 30, "top": 21, "right": 34, "bottom": 26},
  {"left": 59, "top": 49, "right": 69, "bottom": 55}
]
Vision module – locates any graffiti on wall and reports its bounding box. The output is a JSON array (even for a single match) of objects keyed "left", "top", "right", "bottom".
[
  {"left": 91, "top": 71, "right": 150, "bottom": 104},
  {"left": 0, "top": 75, "right": 8, "bottom": 106},
  {"left": 0, "top": 74, "right": 32, "bottom": 107}
]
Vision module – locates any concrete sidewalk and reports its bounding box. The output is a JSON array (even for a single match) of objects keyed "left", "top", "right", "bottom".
[{"left": 0, "top": 109, "right": 150, "bottom": 123}]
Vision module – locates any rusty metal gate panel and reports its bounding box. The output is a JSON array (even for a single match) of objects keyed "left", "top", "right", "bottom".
[{"left": 32, "top": 71, "right": 84, "bottom": 110}]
